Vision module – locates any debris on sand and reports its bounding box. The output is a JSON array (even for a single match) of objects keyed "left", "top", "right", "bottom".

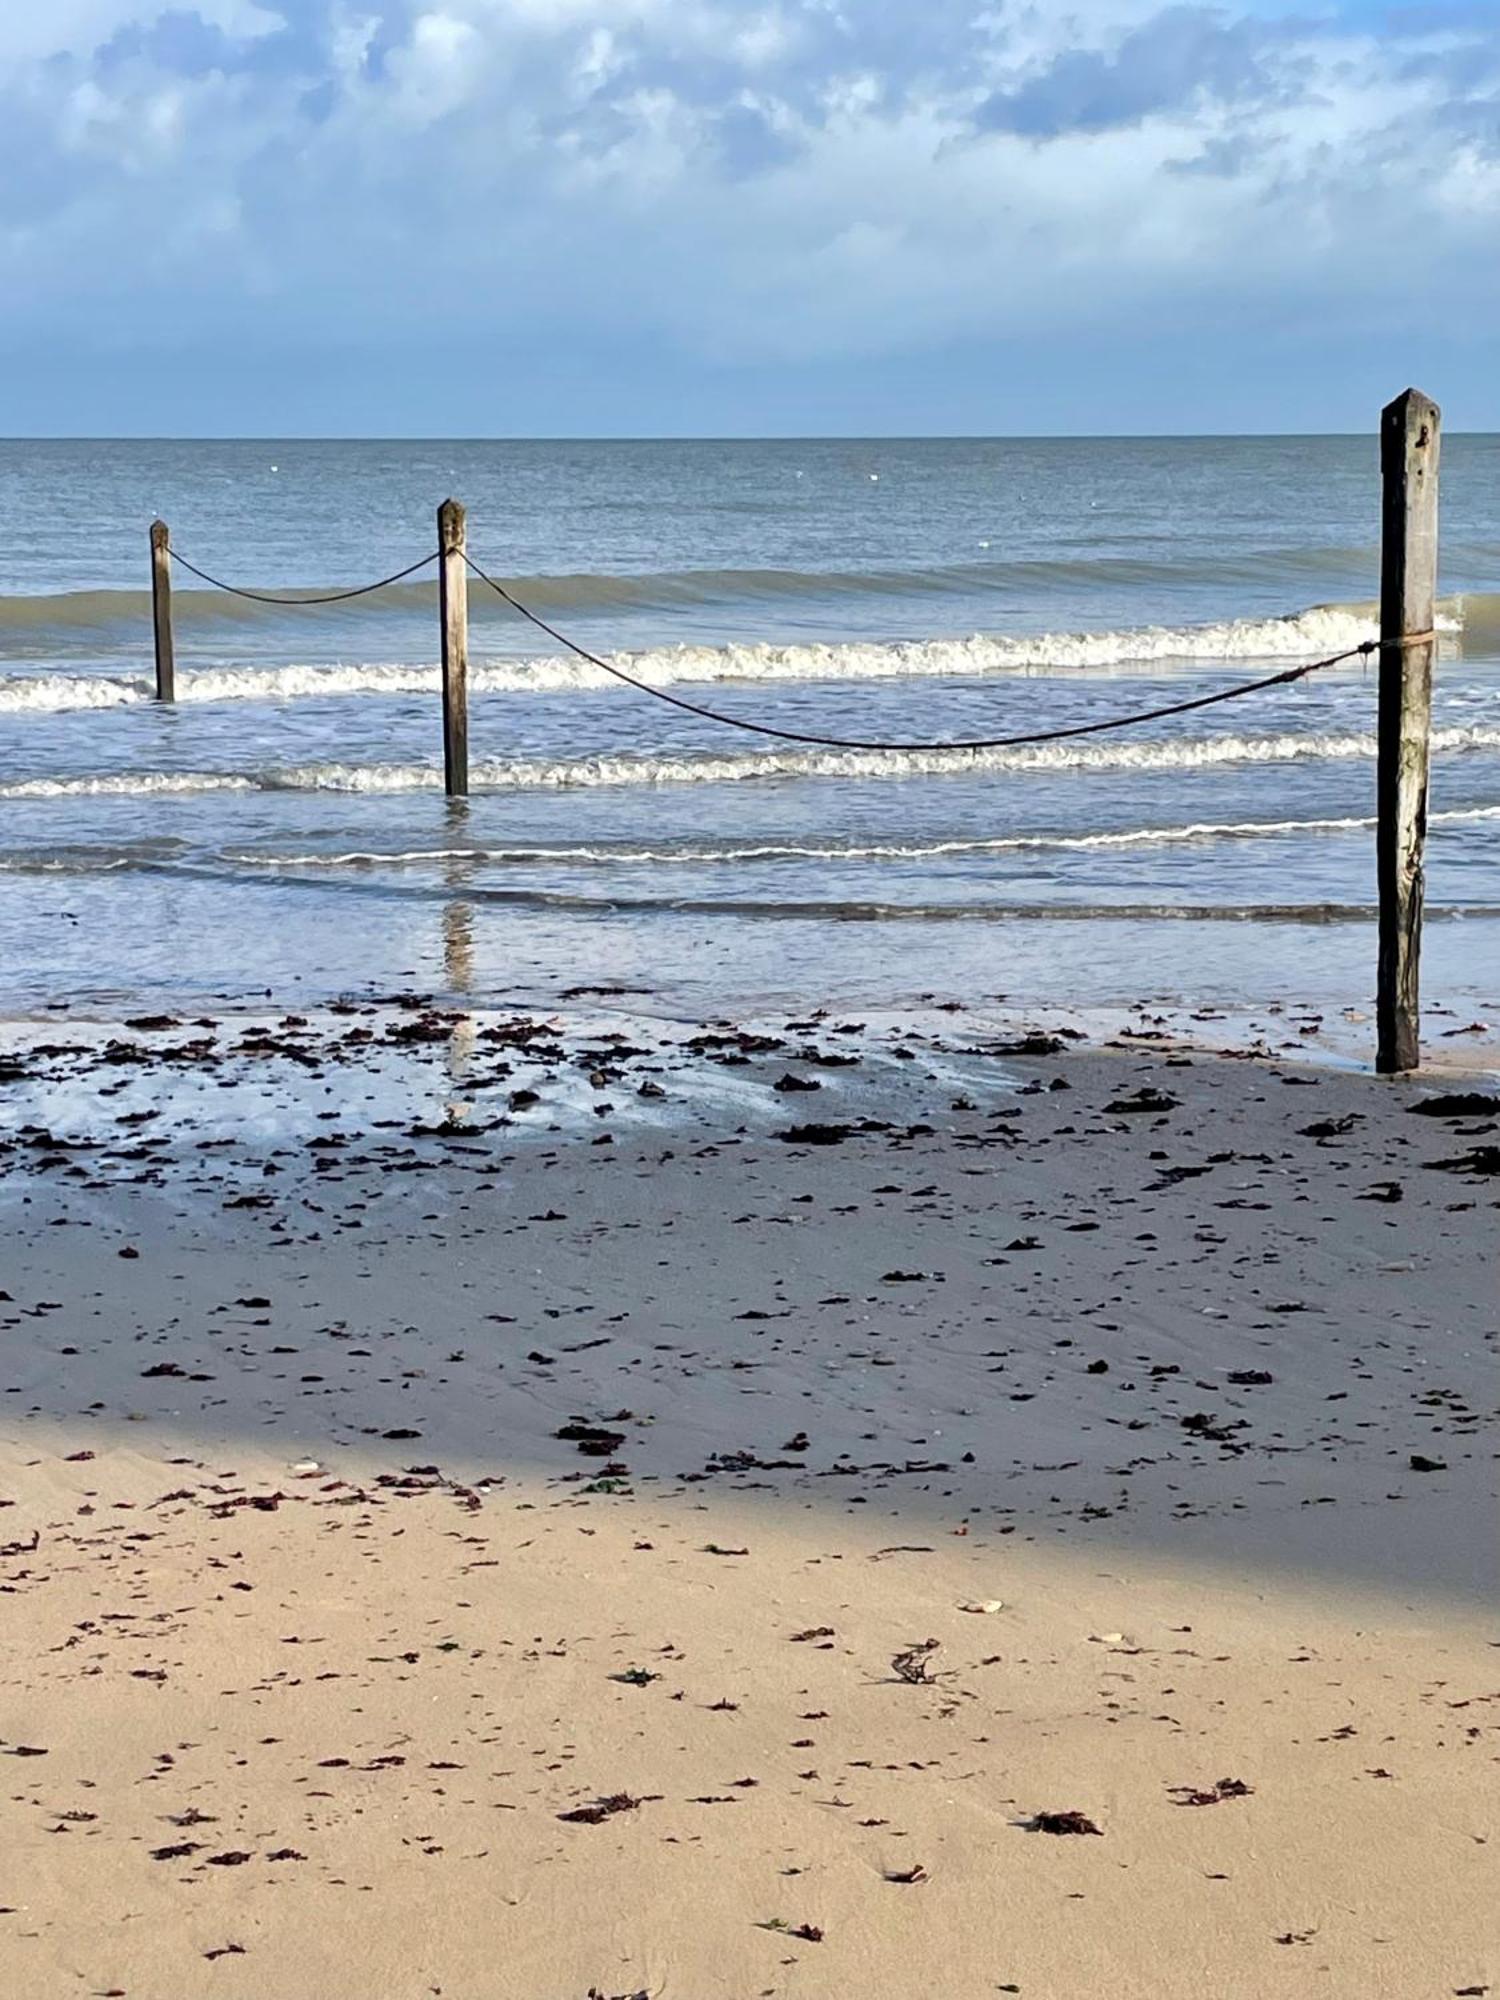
[{"left": 1028, "top": 1810, "right": 1103, "bottom": 1836}]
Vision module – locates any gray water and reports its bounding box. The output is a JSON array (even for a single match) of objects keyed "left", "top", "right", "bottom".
[{"left": 2, "top": 435, "right": 1498, "bottom": 1024}]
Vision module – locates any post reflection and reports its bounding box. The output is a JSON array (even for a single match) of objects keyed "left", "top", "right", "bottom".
[{"left": 440, "top": 799, "right": 477, "bottom": 1124}]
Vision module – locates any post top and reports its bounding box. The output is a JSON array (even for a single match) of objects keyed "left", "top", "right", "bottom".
[
  {"left": 149, "top": 518, "right": 170, "bottom": 543},
  {"left": 1382, "top": 387, "right": 1441, "bottom": 427}
]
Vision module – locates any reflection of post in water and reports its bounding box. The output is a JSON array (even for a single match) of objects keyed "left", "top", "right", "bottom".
[{"left": 440, "top": 800, "right": 477, "bottom": 1122}]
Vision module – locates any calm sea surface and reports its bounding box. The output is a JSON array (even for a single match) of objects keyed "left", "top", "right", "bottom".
[{"left": 2, "top": 435, "right": 1498, "bottom": 1024}]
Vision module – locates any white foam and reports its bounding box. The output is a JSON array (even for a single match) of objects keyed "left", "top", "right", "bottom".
[
  {"left": 212, "top": 803, "right": 1500, "bottom": 869},
  {"left": 0, "top": 770, "right": 258, "bottom": 798},
  {"left": 5, "top": 724, "right": 1500, "bottom": 801},
  {"left": 228, "top": 820, "right": 1383, "bottom": 869},
  {"left": 0, "top": 672, "right": 153, "bottom": 713},
  {"left": 0, "top": 600, "right": 1458, "bottom": 716}
]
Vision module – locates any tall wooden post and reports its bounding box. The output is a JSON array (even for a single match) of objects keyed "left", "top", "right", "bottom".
[
  {"left": 149, "top": 519, "right": 175, "bottom": 703},
  {"left": 1376, "top": 389, "right": 1440, "bottom": 1075},
  {"left": 438, "top": 499, "right": 469, "bottom": 798}
]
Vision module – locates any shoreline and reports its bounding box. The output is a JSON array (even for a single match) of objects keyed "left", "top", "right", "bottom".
[{"left": 2, "top": 990, "right": 1496, "bottom": 1159}]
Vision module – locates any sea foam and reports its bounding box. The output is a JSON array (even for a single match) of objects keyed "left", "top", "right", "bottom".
[
  {"left": 6, "top": 724, "right": 1500, "bottom": 800},
  {"left": 0, "top": 600, "right": 1459, "bottom": 716}
]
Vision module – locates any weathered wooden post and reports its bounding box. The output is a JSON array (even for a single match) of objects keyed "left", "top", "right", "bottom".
[
  {"left": 149, "top": 519, "right": 175, "bottom": 702},
  {"left": 438, "top": 498, "right": 469, "bottom": 798},
  {"left": 1376, "top": 389, "right": 1440, "bottom": 1075}
]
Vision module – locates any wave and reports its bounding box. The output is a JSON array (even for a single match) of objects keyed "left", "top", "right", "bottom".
[
  {"left": 0, "top": 837, "right": 187, "bottom": 874},
  {"left": 5, "top": 806, "right": 1497, "bottom": 879},
  {"left": 1455, "top": 589, "right": 1500, "bottom": 649},
  {"left": 9, "top": 845, "right": 1500, "bottom": 920},
  {"left": 0, "top": 566, "right": 1015, "bottom": 635},
  {"left": 0, "top": 572, "right": 774, "bottom": 633},
  {"left": 7, "top": 845, "right": 1500, "bottom": 922},
  {"left": 306, "top": 894, "right": 1499, "bottom": 925},
  {"left": 0, "top": 568, "right": 922, "bottom": 637},
  {"left": 6, "top": 547, "right": 1498, "bottom": 628},
  {"left": 415, "top": 894, "right": 1496, "bottom": 924},
  {"left": 1, "top": 771, "right": 259, "bottom": 797},
  {"left": 68, "top": 866, "right": 1500, "bottom": 926},
  {"left": 2, "top": 598, "right": 1481, "bottom": 714},
  {"left": 216, "top": 807, "right": 1500, "bottom": 870},
  {"left": 7, "top": 724, "right": 1500, "bottom": 801},
  {"left": 0, "top": 554, "right": 1407, "bottom": 636},
  {"left": 0, "top": 565, "right": 1273, "bottom": 636}
]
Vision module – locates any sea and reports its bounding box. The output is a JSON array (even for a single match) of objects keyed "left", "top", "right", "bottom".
[{"left": 2, "top": 434, "right": 1498, "bottom": 1041}]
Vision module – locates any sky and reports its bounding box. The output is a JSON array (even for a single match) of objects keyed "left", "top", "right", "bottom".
[{"left": 2, "top": 0, "right": 1498, "bottom": 435}]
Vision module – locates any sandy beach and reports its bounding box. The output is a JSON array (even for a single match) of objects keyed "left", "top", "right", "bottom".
[{"left": 1, "top": 1008, "right": 1495, "bottom": 1998}]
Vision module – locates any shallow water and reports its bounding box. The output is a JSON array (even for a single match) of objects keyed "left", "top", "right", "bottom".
[{"left": 2, "top": 435, "right": 1497, "bottom": 1024}]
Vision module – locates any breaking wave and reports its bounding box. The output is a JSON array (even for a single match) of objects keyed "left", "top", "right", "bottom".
[
  {"left": 222, "top": 806, "right": 1500, "bottom": 870},
  {"left": 0, "top": 598, "right": 1480, "bottom": 715},
  {"left": 6, "top": 723, "right": 1500, "bottom": 800}
]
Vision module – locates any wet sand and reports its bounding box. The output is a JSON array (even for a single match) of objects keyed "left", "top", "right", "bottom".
[{"left": 1, "top": 1015, "right": 1496, "bottom": 1997}]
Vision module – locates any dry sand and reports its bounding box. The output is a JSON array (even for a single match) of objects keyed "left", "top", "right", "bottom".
[{"left": 1, "top": 1011, "right": 1496, "bottom": 1998}]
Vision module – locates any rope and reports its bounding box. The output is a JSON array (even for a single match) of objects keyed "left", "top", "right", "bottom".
[
  {"left": 165, "top": 531, "right": 1439, "bottom": 753},
  {"left": 464, "top": 551, "right": 1395, "bottom": 754},
  {"left": 168, "top": 547, "right": 439, "bottom": 605}
]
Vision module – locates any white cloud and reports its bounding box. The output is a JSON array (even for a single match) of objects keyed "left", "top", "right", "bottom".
[
  {"left": 1, "top": 0, "right": 1497, "bottom": 370},
  {"left": 384, "top": 11, "right": 487, "bottom": 124}
]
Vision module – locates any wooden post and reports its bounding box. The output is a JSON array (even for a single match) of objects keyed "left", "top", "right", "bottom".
[
  {"left": 1376, "top": 388, "right": 1441, "bottom": 1075},
  {"left": 438, "top": 499, "right": 469, "bottom": 798},
  {"left": 149, "top": 519, "right": 175, "bottom": 703}
]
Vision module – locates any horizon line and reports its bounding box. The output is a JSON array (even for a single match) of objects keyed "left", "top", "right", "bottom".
[{"left": 2, "top": 429, "right": 1495, "bottom": 446}]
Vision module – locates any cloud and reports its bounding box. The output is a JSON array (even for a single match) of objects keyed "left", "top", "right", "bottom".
[
  {"left": 975, "top": 7, "right": 1272, "bottom": 137},
  {"left": 0, "top": 0, "right": 1497, "bottom": 418},
  {"left": 0, "top": 0, "right": 280, "bottom": 64}
]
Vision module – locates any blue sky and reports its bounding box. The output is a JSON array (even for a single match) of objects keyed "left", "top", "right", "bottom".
[{"left": 3, "top": 1, "right": 1497, "bottom": 434}]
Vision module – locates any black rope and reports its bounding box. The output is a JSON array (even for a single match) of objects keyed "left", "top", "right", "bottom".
[
  {"left": 165, "top": 530, "right": 1431, "bottom": 752},
  {"left": 464, "top": 551, "right": 1380, "bottom": 754},
  {"left": 168, "top": 547, "right": 439, "bottom": 605}
]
